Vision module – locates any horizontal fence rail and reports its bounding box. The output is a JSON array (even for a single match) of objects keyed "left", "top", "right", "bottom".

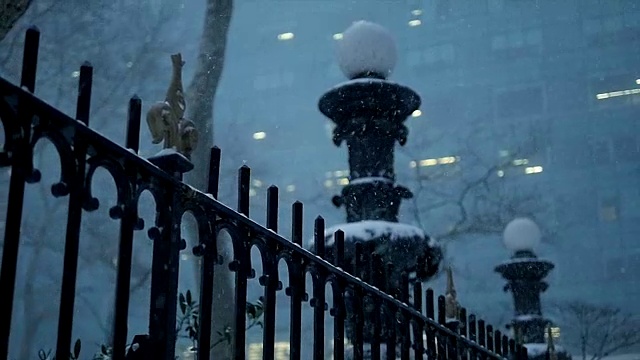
[{"left": 0, "top": 27, "right": 527, "bottom": 360}]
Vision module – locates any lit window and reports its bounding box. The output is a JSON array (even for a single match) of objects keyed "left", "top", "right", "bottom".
[
  {"left": 249, "top": 341, "right": 290, "bottom": 359},
  {"left": 253, "top": 132, "right": 266, "bottom": 140},
  {"left": 411, "top": 109, "right": 422, "bottom": 117},
  {"left": 286, "top": 185, "right": 295, "bottom": 192},
  {"left": 249, "top": 189, "right": 257, "bottom": 197},
  {"left": 274, "top": 341, "right": 291, "bottom": 358},
  {"left": 324, "top": 179, "right": 333, "bottom": 188},
  {"left": 419, "top": 159, "right": 438, "bottom": 167},
  {"left": 333, "top": 170, "right": 349, "bottom": 177},
  {"left": 277, "top": 32, "right": 294, "bottom": 41},
  {"left": 411, "top": 9, "right": 423, "bottom": 16},
  {"left": 544, "top": 327, "right": 561, "bottom": 339},
  {"left": 512, "top": 159, "right": 529, "bottom": 166},
  {"left": 248, "top": 343, "right": 261, "bottom": 360},
  {"left": 71, "top": 71, "right": 80, "bottom": 78},
  {"left": 636, "top": 79, "right": 640, "bottom": 85},
  {"left": 181, "top": 254, "right": 189, "bottom": 261},
  {"left": 438, "top": 156, "right": 456, "bottom": 164},
  {"left": 497, "top": 170, "right": 505, "bottom": 177},
  {"left": 252, "top": 179, "right": 262, "bottom": 187},
  {"left": 408, "top": 20, "right": 422, "bottom": 27},
  {"left": 524, "top": 166, "right": 543, "bottom": 174},
  {"left": 337, "top": 178, "right": 349, "bottom": 185},
  {"left": 596, "top": 88, "right": 640, "bottom": 100},
  {"left": 409, "top": 161, "right": 417, "bottom": 168},
  {"left": 332, "top": 33, "right": 343, "bottom": 40}
]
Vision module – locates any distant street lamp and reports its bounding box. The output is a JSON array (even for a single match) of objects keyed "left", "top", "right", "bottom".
[
  {"left": 313, "top": 20, "right": 442, "bottom": 353},
  {"left": 495, "top": 218, "right": 571, "bottom": 360}
]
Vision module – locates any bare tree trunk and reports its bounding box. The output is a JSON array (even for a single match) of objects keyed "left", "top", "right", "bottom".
[
  {"left": 185, "top": 0, "right": 233, "bottom": 172},
  {"left": 184, "top": 0, "right": 234, "bottom": 358},
  {"left": 0, "top": 0, "right": 33, "bottom": 42}
]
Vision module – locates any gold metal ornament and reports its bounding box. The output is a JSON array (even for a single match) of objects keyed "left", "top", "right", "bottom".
[{"left": 146, "top": 53, "right": 198, "bottom": 159}]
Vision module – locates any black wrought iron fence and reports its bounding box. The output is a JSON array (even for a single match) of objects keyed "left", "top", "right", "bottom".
[{"left": 0, "top": 27, "right": 527, "bottom": 360}]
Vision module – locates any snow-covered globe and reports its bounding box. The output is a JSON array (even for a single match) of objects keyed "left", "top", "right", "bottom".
[
  {"left": 502, "top": 218, "right": 542, "bottom": 251},
  {"left": 337, "top": 20, "right": 397, "bottom": 79}
]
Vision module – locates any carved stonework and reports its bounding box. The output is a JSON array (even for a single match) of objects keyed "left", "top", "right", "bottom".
[{"left": 146, "top": 53, "right": 198, "bottom": 159}]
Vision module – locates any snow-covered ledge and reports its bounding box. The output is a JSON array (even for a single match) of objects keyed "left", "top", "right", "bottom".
[
  {"left": 308, "top": 220, "right": 432, "bottom": 248},
  {"left": 524, "top": 343, "right": 567, "bottom": 357}
]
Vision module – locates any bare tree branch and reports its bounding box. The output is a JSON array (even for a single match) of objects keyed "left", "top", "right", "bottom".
[
  {"left": 0, "top": 0, "right": 33, "bottom": 42},
  {"left": 552, "top": 301, "right": 640, "bottom": 360}
]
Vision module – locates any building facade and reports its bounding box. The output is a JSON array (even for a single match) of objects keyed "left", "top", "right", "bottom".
[{"left": 199, "top": 0, "right": 640, "bottom": 357}]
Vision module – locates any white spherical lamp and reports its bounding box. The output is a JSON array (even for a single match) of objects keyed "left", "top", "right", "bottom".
[
  {"left": 503, "top": 218, "right": 541, "bottom": 251},
  {"left": 337, "top": 20, "right": 397, "bottom": 79}
]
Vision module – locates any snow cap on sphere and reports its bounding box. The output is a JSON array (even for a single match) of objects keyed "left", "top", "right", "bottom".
[
  {"left": 337, "top": 20, "right": 397, "bottom": 79},
  {"left": 503, "top": 217, "right": 541, "bottom": 251}
]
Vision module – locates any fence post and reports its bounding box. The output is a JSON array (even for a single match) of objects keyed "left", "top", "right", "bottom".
[
  {"left": 312, "top": 217, "right": 326, "bottom": 360},
  {"left": 262, "top": 186, "right": 280, "bottom": 360},
  {"left": 56, "top": 61, "right": 93, "bottom": 360},
  {"left": 412, "top": 282, "right": 425, "bottom": 360},
  {"left": 385, "top": 263, "right": 397, "bottom": 360},
  {"left": 332, "top": 230, "right": 345, "bottom": 360},
  {"left": 146, "top": 150, "right": 193, "bottom": 359},
  {"left": 370, "top": 254, "right": 383, "bottom": 360},
  {"left": 193, "top": 146, "right": 222, "bottom": 360},
  {"left": 0, "top": 26, "right": 40, "bottom": 360},
  {"left": 399, "top": 272, "right": 411, "bottom": 360},
  {"left": 231, "top": 165, "right": 251, "bottom": 359},
  {"left": 112, "top": 95, "right": 142, "bottom": 360}
]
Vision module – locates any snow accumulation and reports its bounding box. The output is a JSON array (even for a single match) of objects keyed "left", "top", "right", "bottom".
[
  {"left": 330, "top": 76, "right": 391, "bottom": 90},
  {"left": 308, "top": 220, "right": 426, "bottom": 248},
  {"left": 348, "top": 176, "right": 393, "bottom": 185},
  {"left": 497, "top": 257, "right": 552, "bottom": 267},
  {"left": 503, "top": 217, "right": 542, "bottom": 251},
  {"left": 513, "top": 314, "right": 543, "bottom": 321},
  {"left": 154, "top": 147, "right": 182, "bottom": 157},
  {"left": 523, "top": 343, "right": 566, "bottom": 357},
  {"left": 337, "top": 20, "right": 397, "bottom": 79}
]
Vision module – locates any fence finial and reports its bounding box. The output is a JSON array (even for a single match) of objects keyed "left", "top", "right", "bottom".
[
  {"left": 445, "top": 266, "right": 459, "bottom": 320},
  {"left": 146, "top": 53, "right": 198, "bottom": 159}
]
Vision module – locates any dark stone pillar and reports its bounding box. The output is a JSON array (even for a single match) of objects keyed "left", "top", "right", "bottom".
[{"left": 495, "top": 250, "right": 553, "bottom": 345}]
